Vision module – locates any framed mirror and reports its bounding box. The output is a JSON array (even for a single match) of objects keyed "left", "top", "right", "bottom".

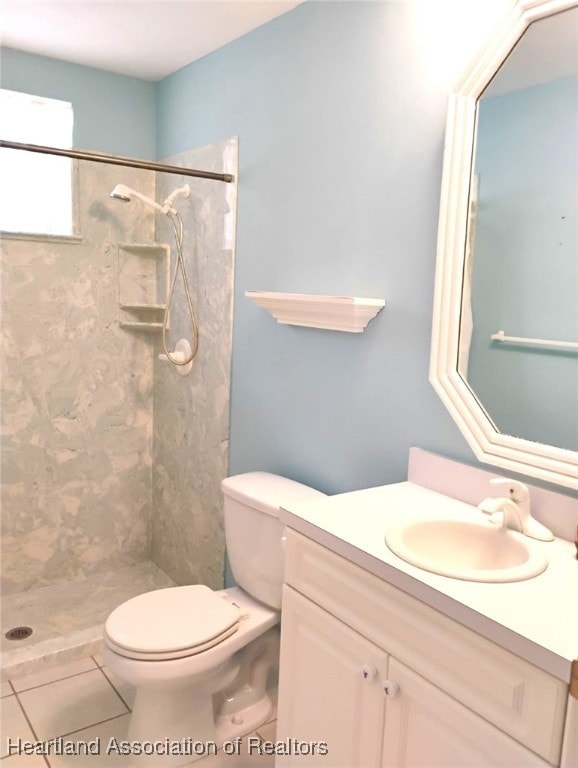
[{"left": 430, "top": 0, "right": 578, "bottom": 490}]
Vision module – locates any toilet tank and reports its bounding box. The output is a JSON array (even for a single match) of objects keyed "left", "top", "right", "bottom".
[{"left": 221, "top": 472, "right": 326, "bottom": 610}]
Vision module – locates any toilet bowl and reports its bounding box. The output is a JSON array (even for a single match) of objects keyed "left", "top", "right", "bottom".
[
  {"left": 103, "top": 586, "right": 279, "bottom": 765},
  {"left": 103, "top": 472, "right": 325, "bottom": 767}
]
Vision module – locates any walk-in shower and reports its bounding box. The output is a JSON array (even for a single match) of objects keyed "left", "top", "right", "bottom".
[{"left": 1, "top": 139, "right": 238, "bottom": 680}]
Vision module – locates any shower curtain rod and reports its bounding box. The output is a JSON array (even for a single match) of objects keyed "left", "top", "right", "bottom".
[{"left": 0, "top": 140, "right": 234, "bottom": 183}]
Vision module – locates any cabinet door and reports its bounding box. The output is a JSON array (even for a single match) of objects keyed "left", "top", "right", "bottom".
[
  {"left": 276, "top": 586, "right": 388, "bottom": 768},
  {"left": 561, "top": 695, "right": 578, "bottom": 767},
  {"left": 382, "top": 659, "right": 551, "bottom": 768}
]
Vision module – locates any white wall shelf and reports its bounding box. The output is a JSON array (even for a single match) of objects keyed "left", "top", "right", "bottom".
[{"left": 245, "top": 291, "right": 385, "bottom": 333}]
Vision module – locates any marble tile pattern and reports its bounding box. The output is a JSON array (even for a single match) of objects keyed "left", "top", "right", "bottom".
[
  {"left": 1, "top": 162, "right": 156, "bottom": 595},
  {"left": 152, "top": 138, "right": 238, "bottom": 588},
  {"left": 1, "top": 561, "right": 175, "bottom": 681}
]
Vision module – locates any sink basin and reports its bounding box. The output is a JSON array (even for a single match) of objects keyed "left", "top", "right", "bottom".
[{"left": 385, "top": 517, "right": 547, "bottom": 582}]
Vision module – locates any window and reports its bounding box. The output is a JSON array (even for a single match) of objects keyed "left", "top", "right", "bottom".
[{"left": 0, "top": 89, "right": 74, "bottom": 235}]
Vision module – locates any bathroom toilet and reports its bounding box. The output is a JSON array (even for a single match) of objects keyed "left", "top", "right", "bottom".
[{"left": 102, "top": 472, "right": 325, "bottom": 766}]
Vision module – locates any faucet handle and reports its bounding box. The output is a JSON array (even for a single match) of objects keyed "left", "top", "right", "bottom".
[
  {"left": 489, "top": 478, "right": 530, "bottom": 503},
  {"left": 478, "top": 496, "right": 507, "bottom": 515},
  {"left": 478, "top": 496, "right": 522, "bottom": 531},
  {"left": 489, "top": 478, "right": 553, "bottom": 542}
]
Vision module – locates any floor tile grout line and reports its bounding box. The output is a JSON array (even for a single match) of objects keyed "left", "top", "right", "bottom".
[
  {"left": 2, "top": 714, "right": 130, "bottom": 761},
  {"left": 8, "top": 687, "right": 52, "bottom": 768},
  {"left": 97, "top": 666, "right": 133, "bottom": 712},
  {"left": 8, "top": 660, "right": 100, "bottom": 694},
  {"left": 4, "top": 713, "right": 130, "bottom": 755},
  {"left": 4, "top": 714, "right": 130, "bottom": 768},
  {"left": 0, "top": 680, "right": 16, "bottom": 700},
  {"left": 56, "top": 711, "right": 130, "bottom": 740},
  {"left": 6, "top": 669, "right": 129, "bottom": 755},
  {"left": 13, "top": 689, "right": 41, "bottom": 740}
]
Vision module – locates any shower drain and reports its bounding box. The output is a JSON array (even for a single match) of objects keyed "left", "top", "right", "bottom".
[{"left": 5, "top": 626, "right": 33, "bottom": 641}]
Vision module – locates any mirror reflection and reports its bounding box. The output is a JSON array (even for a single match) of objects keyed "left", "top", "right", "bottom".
[{"left": 458, "top": 7, "right": 578, "bottom": 452}]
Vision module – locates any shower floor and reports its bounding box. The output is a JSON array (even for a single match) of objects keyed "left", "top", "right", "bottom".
[{"left": 1, "top": 560, "right": 175, "bottom": 681}]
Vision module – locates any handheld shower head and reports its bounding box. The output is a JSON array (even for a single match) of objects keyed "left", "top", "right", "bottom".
[
  {"left": 110, "top": 184, "right": 133, "bottom": 203},
  {"left": 110, "top": 184, "right": 165, "bottom": 213},
  {"left": 109, "top": 183, "right": 190, "bottom": 215}
]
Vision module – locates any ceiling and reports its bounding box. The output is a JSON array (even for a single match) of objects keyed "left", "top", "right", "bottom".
[{"left": 0, "top": 1, "right": 304, "bottom": 81}]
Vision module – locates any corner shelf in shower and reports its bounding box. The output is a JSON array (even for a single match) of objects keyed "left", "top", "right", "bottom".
[
  {"left": 245, "top": 291, "right": 386, "bottom": 332},
  {"left": 119, "top": 321, "right": 164, "bottom": 333},
  {"left": 118, "top": 242, "right": 170, "bottom": 332}
]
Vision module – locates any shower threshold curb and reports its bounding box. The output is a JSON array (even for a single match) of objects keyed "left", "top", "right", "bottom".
[{"left": 1, "top": 560, "right": 176, "bottom": 681}]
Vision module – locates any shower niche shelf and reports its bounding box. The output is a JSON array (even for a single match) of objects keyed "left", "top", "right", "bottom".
[
  {"left": 245, "top": 291, "right": 385, "bottom": 333},
  {"left": 118, "top": 242, "right": 170, "bottom": 332}
]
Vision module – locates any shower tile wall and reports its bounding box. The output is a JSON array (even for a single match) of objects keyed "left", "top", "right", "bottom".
[
  {"left": 1, "top": 163, "right": 156, "bottom": 595},
  {"left": 1, "top": 138, "right": 236, "bottom": 601},
  {"left": 151, "top": 137, "right": 237, "bottom": 588}
]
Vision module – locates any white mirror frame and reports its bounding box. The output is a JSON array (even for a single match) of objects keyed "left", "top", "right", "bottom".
[{"left": 430, "top": 0, "right": 578, "bottom": 491}]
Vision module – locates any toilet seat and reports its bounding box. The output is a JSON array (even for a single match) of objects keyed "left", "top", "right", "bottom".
[{"left": 104, "top": 585, "right": 241, "bottom": 661}]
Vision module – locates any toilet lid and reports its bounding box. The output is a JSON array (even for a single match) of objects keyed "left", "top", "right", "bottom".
[{"left": 104, "top": 585, "right": 241, "bottom": 655}]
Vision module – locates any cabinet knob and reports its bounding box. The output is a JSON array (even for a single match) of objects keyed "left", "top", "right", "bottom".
[
  {"left": 382, "top": 679, "right": 400, "bottom": 699},
  {"left": 361, "top": 664, "right": 377, "bottom": 682}
]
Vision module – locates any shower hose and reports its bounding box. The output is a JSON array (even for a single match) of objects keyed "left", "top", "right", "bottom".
[{"left": 163, "top": 210, "right": 199, "bottom": 367}]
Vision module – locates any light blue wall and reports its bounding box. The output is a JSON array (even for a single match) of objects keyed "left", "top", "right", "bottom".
[
  {"left": 7, "top": 2, "right": 564, "bottom": 496},
  {"left": 0, "top": 48, "right": 156, "bottom": 158},
  {"left": 468, "top": 77, "right": 578, "bottom": 451},
  {"left": 156, "top": 0, "right": 491, "bottom": 493}
]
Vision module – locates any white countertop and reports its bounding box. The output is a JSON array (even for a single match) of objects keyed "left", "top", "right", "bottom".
[{"left": 280, "top": 481, "right": 577, "bottom": 682}]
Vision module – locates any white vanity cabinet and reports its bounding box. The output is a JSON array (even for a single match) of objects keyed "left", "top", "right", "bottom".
[
  {"left": 277, "top": 585, "right": 388, "bottom": 767},
  {"left": 276, "top": 530, "right": 569, "bottom": 768}
]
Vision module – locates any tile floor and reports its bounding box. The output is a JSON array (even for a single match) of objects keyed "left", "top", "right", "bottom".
[{"left": 1, "top": 655, "right": 276, "bottom": 768}]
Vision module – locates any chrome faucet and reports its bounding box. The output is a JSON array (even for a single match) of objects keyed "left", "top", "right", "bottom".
[{"left": 478, "top": 479, "right": 554, "bottom": 542}]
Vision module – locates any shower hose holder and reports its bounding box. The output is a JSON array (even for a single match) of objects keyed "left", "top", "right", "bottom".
[{"left": 158, "top": 338, "right": 193, "bottom": 376}]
